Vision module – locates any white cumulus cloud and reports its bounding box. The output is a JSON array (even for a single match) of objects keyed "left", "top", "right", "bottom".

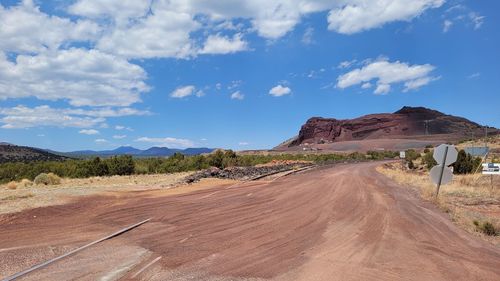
[
  {"left": 0, "top": 105, "right": 147, "bottom": 129},
  {"left": 200, "top": 33, "right": 249, "bottom": 54},
  {"left": 0, "top": 0, "right": 100, "bottom": 53},
  {"left": 336, "top": 58, "right": 438, "bottom": 94},
  {"left": 79, "top": 129, "right": 99, "bottom": 135},
  {"left": 230, "top": 91, "right": 245, "bottom": 100},
  {"left": 269, "top": 85, "right": 291, "bottom": 97},
  {"left": 170, "top": 85, "right": 202, "bottom": 99},
  {"left": 327, "top": 0, "right": 445, "bottom": 34},
  {"left": 135, "top": 136, "right": 194, "bottom": 149},
  {"left": 0, "top": 48, "right": 149, "bottom": 107}
]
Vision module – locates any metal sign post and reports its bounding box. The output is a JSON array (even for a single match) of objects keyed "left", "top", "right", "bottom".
[
  {"left": 430, "top": 144, "right": 458, "bottom": 198},
  {"left": 435, "top": 146, "right": 448, "bottom": 197}
]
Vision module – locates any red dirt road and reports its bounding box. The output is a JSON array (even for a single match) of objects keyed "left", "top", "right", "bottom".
[{"left": 1, "top": 163, "right": 499, "bottom": 280}]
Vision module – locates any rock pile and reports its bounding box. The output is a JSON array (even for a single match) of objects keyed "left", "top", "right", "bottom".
[{"left": 185, "top": 164, "right": 311, "bottom": 183}]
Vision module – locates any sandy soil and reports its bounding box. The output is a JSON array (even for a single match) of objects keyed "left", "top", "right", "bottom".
[
  {"left": 1, "top": 163, "right": 499, "bottom": 280},
  {"left": 377, "top": 162, "right": 500, "bottom": 245},
  {"left": 0, "top": 172, "right": 193, "bottom": 215}
]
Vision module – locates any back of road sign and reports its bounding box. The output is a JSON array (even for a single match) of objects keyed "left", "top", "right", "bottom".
[
  {"left": 430, "top": 165, "right": 453, "bottom": 185},
  {"left": 433, "top": 144, "right": 458, "bottom": 166}
]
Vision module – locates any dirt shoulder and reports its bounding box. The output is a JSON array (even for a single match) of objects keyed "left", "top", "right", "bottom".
[
  {"left": 0, "top": 172, "right": 194, "bottom": 215},
  {"left": 377, "top": 162, "right": 500, "bottom": 245}
]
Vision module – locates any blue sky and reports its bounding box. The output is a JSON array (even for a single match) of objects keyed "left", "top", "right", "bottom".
[{"left": 0, "top": 0, "right": 499, "bottom": 151}]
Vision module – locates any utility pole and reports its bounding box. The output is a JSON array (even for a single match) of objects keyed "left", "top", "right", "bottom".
[
  {"left": 485, "top": 126, "right": 488, "bottom": 147},
  {"left": 424, "top": 120, "right": 430, "bottom": 135}
]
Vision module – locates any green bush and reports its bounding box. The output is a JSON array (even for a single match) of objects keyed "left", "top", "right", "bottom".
[
  {"left": 34, "top": 172, "right": 61, "bottom": 185},
  {"left": 405, "top": 149, "right": 420, "bottom": 162},
  {"left": 474, "top": 220, "right": 498, "bottom": 236},
  {"left": 452, "top": 150, "right": 482, "bottom": 175},
  {"left": 422, "top": 150, "right": 437, "bottom": 170},
  {"left": 107, "top": 155, "right": 135, "bottom": 175}
]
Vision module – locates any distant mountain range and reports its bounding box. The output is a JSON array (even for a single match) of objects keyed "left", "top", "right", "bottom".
[
  {"left": 0, "top": 143, "right": 214, "bottom": 163},
  {"left": 53, "top": 146, "right": 215, "bottom": 157}
]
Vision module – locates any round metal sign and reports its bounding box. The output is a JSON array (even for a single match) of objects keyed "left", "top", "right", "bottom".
[
  {"left": 430, "top": 165, "right": 453, "bottom": 185},
  {"left": 433, "top": 144, "right": 458, "bottom": 166}
]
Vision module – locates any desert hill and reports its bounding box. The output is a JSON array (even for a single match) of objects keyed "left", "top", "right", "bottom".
[
  {"left": 0, "top": 143, "right": 69, "bottom": 163},
  {"left": 276, "top": 106, "right": 498, "bottom": 152}
]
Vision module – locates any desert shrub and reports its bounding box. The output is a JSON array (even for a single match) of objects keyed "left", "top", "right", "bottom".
[
  {"left": 474, "top": 220, "right": 498, "bottom": 236},
  {"left": 208, "top": 150, "right": 225, "bottom": 169},
  {"left": 407, "top": 160, "right": 415, "bottom": 170},
  {"left": 7, "top": 181, "right": 17, "bottom": 190},
  {"left": 34, "top": 172, "right": 61, "bottom": 185},
  {"left": 47, "top": 173, "right": 61, "bottom": 185},
  {"left": 452, "top": 150, "right": 482, "bottom": 175},
  {"left": 106, "top": 155, "right": 134, "bottom": 175},
  {"left": 422, "top": 150, "right": 437, "bottom": 170},
  {"left": 405, "top": 149, "right": 420, "bottom": 162},
  {"left": 20, "top": 179, "right": 33, "bottom": 188},
  {"left": 34, "top": 173, "right": 50, "bottom": 185},
  {"left": 367, "top": 150, "right": 399, "bottom": 160}
]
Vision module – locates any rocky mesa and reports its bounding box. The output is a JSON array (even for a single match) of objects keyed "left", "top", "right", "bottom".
[{"left": 282, "top": 106, "right": 498, "bottom": 149}]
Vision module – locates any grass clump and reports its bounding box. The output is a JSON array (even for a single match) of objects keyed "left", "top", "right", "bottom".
[
  {"left": 473, "top": 220, "right": 498, "bottom": 236},
  {"left": 6, "top": 181, "right": 17, "bottom": 190},
  {"left": 34, "top": 172, "right": 61, "bottom": 185},
  {"left": 20, "top": 179, "right": 33, "bottom": 188}
]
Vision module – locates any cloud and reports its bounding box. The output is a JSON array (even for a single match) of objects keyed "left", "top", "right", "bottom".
[
  {"left": 68, "top": 0, "right": 150, "bottom": 23},
  {"left": 338, "top": 59, "right": 357, "bottom": 69},
  {"left": 0, "top": 0, "right": 100, "bottom": 53},
  {"left": 135, "top": 136, "right": 194, "bottom": 149},
  {"left": 79, "top": 129, "right": 99, "bottom": 135},
  {"left": 469, "top": 12, "right": 485, "bottom": 30},
  {"left": 301, "top": 27, "right": 314, "bottom": 45},
  {"left": 68, "top": 0, "right": 444, "bottom": 49},
  {"left": 238, "top": 142, "right": 249, "bottom": 146},
  {"left": 200, "top": 33, "right": 249, "bottom": 54},
  {"left": 467, "top": 72, "right": 480, "bottom": 79},
  {"left": 327, "top": 0, "right": 445, "bottom": 34},
  {"left": 361, "top": 82, "right": 372, "bottom": 89},
  {"left": 115, "top": 125, "right": 133, "bottom": 131},
  {"left": 95, "top": 138, "right": 108, "bottom": 143},
  {"left": 374, "top": 84, "right": 391, "bottom": 95},
  {"left": 0, "top": 105, "right": 104, "bottom": 129},
  {"left": 170, "top": 85, "right": 203, "bottom": 98},
  {"left": 0, "top": 105, "right": 146, "bottom": 129},
  {"left": 0, "top": 48, "right": 149, "bottom": 107},
  {"left": 269, "top": 85, "right": 292, "bottom": 97},
  {"left": 230, "top": 91, "right": 245, "bottom": 100},
  {"left": 113, "top": 135, "right": 127, "bottom": 139},
  {"left": 228, "top": 80, "right": 243, "bottom": 90},
  {"left": 443, "top": 20, "right": 453, "bottom": 33},
  {"left": 444, "top": 5, "right": 485, "bottom": 32},
  {"left": 337, "top": 58, "right": 438, "bottom": 94},
  {"left": 95, "top": 8, "right": 199, "bottom": 59}
]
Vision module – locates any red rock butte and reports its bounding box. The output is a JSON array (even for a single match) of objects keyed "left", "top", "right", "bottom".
[{"left": 275, "top": 106, "right": 498, "bottom": 152}]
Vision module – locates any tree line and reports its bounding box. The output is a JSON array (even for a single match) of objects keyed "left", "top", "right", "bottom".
[{"left": 0, "top": 150, "right": 398, "bottom": 184}]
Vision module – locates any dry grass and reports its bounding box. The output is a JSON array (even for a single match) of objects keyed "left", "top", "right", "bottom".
[
  {"left": 378, "top": 162, "right": 500, "bottom": 244},
  {"left": 6, "top": 181, "right": 17, "bottom": 190},
  {"left": 0, "top": 172, "right": 195, "bottom": 215},
  {"left": 19, "top": 179, "right": 33, "bottom": 188}
]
